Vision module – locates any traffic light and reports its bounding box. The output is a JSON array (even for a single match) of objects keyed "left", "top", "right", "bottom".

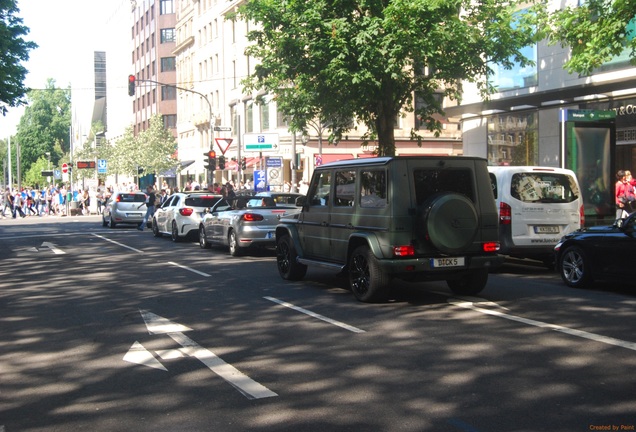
[
  {"left": 241, "top": 157, "right": 247, "bottom": 170},
  {"left": 218, "top": 155, "right": 226, "bottom": 170},
  {"left": 128, "top": 74, "right": 136, "bottom": 96},
  {"left": 204, "top": 150, "right": 216, "bottom": 171}
]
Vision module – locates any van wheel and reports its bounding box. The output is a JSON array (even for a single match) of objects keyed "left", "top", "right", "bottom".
[
  {"left": 447, "top": 269, "right": 488, "bottom": 296},
  {"left": 349, "top": 245, "right": 391, "bottom": 303},
  {"left": 559, "top": 246, "right": 590, "bottom": 288},
  {"left": 420, "top": 192, "right": 478, "bottom": 254},
  {"left": 276, "top": 235, "right": 307, "bottom": 280}
]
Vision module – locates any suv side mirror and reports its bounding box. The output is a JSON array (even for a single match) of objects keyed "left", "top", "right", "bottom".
[{"left": 295, "top": 196, "right": 306, "bottom": 207}]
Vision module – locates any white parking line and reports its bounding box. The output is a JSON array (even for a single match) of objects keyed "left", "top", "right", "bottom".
[
  {"left": 92, "top": 233, "right": 144, "bottom": 253},
  {"left": 265, "top": 296, "right": 365, "bottom": 333},
  {"left": 167, "top": 261, "right": 211, "bottom": 277},
  {"left": 449, "top": 298, "right": 636, "bottom": 352}
]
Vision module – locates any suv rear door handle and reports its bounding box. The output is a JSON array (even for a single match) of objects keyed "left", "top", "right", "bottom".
[{"left": 321, "top": 221, "right": 328, "bottom": 227}]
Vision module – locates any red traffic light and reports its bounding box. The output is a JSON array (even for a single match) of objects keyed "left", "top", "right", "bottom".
[
  {"left": 128, "top": 74, "right": 136, "bottom": 96},
  {"left": 208, "top": 150, "right": 216, "bottom": 158}
]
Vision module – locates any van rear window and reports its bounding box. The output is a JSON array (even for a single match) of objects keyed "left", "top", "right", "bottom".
[
  {"left": 510, "top": 173, "right": 579, "bottom": 203},
  {"left": 413, "top": 168, "right": 474, "bottom": 205}
]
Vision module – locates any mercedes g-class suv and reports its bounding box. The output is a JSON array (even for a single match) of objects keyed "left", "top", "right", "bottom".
[{"left": 275, "top": 156, "right": 503, "bottom": 302}]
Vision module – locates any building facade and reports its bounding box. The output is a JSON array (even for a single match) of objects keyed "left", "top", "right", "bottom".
[{"left": 131, "top": 0, "right": 177, "bottom": 136}]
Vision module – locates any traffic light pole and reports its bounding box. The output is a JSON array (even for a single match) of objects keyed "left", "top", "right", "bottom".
[{"left": 134, "top": 78, "right": 215, "bottom": 186}]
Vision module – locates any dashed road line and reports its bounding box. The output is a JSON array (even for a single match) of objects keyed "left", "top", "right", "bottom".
[{"left": 265, "top": 296, "right": 365, "bottom": 333}]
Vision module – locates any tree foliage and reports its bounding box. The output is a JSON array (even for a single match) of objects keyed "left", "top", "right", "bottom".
[
  {"left": 14, "top": 79, "right": 71, "bottom": 176},
  {"left": 102, "top": 115, "right": 178, "bottom": 178},
  {"left": 235, "top": 0, "right": 538, "bottom": 155},
  {"left": 540, "top": 0, "right": 636, "bottom": 75},
  {"left": 0, "top": 0, "right": 37, "bottom": 113}
]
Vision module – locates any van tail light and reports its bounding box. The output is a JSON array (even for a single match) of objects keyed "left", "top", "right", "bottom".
[
  {"left": 180, "top": 207, "right": 194, "bottom": 216},
  {"left": 393, "top": 245, "right": 415, "bottom": 257},
  {"left": 243, "top": 213, "right": 264, "bottom": 222},
  {"left": 579, "top": 205, "right": 585, "bottom": 228},
  {"left": 483, "top": 242, "right": 500, "bottom": 253},
  {"left": 499, "top": 202, "right": 511, "bottom": 225}
]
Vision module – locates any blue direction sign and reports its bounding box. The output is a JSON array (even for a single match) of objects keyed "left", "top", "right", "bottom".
[
  {"left": 97, "top": 159, "right": 107, "bottom": 174},
  {"left": 254, "top": 170, "right": 267, "bottom": 192}
]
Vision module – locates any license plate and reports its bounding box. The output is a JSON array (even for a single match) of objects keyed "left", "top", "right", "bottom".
[
  {"left": 127, "top": 213, "right": 142, "bottom": 217},
  {"left": 535, "top": 226, "right": 559, "bottom": 234},
  {"left": 430, "top": 257, "right": 465, "bottom": 268}
]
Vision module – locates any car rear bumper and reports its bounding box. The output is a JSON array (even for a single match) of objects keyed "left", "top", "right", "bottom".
[{"left": 376, "top": 254, "right": 504, "bottom": 276}]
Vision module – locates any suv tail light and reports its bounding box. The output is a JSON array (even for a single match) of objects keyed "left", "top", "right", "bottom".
[
  {"left": 243, "top": 213, "right": 264, "bottom": 222},
  {"left": 393, "top": 245, "right": 415, "bottom": 257},
  {"left": 499, "top": 202, "right": 511, "bottom": 225},
  {"left": 180, "top": 207, "right": 194, "bottom": 216},
  {"left": 482, "top": 242, "right": 500, "bottom": 253}
]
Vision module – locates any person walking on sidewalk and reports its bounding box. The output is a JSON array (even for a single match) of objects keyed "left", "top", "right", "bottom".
[{"left": 138, "top": 185, "right": 156, "bottom": 231}]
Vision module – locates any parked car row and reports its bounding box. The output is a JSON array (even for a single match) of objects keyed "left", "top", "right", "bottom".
[{"left": 100, "top": 158, "right": 627, "bottom": 300}]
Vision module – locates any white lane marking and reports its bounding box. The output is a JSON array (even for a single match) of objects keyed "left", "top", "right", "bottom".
[
  {"left": 123, "top": 341, "right": 167, "bottom": 371},
  {"left": 264, "top": 296, "right": 366, "bottom": 333},
  {"left": 449, "top": 298, "right": 636, "bottom": 352},
  {"left": 167, "top": 261, "right": 211, "bottom": 277},
  {"left": 92, "top": 233, "right": 144, "bottom": 253},
  {"left": 139, "top": 309, "right": 277, "bottom": 400},
  {"left": 41, "top": 241, "right": 65, "bottom": 254}
]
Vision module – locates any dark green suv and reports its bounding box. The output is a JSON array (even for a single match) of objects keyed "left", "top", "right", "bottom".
[{"left": 275, "top": 156, "right": 503, "bottom": 302}]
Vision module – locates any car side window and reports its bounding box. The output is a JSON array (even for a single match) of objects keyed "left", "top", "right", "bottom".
[
  {"left": 360, "top": 169, "right": 387, "bottom": 208},
  {"left": 335, "top": 170, "right": 356, "bottom": 206},
  {"left": 307, "top": 171, "right": 332, "bottom": 206}
]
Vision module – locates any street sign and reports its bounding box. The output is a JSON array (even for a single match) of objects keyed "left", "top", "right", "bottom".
[
  {"left": 214, "top": 126, "right": 232, "bottom": 131},
  {"left": 254, "top": 170, "right": 267, "bottom": 192},
  {"left": 97, "top": 159, "right": 107, "bottom": 174},
  {"left": 62, "top": 163, "right": 68, "bottom": 174},
  {"left": 77, "top": 161, "right": 96, "bottom": 169},
  {"left": 244, "top": 133, "right": 279, "bottom": 152},
  {"left": 41, "top": 170, "right": 54, "bottom": 177},
  {"left": 215, "top": 138, "right": 233, "bottom": 155}
]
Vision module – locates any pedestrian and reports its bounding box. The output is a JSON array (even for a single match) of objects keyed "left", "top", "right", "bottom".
[
  {"left": 615, "top": 169, "right": 635, "bottom": 218},
  {"left": 13, "top": 190, "right": 26, "bottom": 218},
  {"left": 226, "top": 182, "right": 236, "bottom": 199},
  {"left": 3, "top": 187, "right": 14, "bottom": 218},
  {"left": 138, "top": 185, "right": 157, "bottom": 231}
]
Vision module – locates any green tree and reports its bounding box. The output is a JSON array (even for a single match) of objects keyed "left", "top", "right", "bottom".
[
  {"left": 103, "top": 115, "right": 177, "bottom": 178},
  {"left": 541, "top": 0, "right": 636, "bottom": 75},
  {"left": 235, "top": 0, "right": 538, "bottom": 156},
  {"left": 14, "top": 79, "right": 71, "bottom": 177},
  {"left": 0, "top": 0, "right": 37, "bottom": 114},
  {"left": 22, "top": 155, "right": 48, "bottom": 187}
]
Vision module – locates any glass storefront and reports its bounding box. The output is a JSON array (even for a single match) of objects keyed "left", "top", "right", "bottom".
[{"left": 487, "top": 112, "right": 538, "bottom": 166}]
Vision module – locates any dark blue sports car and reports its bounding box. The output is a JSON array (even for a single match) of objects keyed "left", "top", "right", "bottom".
[{"left": 555, "top": 214, "right": 636, "bottom": 288}]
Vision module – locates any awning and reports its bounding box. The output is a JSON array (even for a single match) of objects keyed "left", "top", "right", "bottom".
[{"left": 179, "top": 160, "right": 195, "bottom": 171}]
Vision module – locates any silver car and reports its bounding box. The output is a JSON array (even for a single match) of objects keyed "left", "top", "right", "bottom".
[
  {"left": 102, "top": 192, "right": 147, "bottom": 228},
  {"left": 153, "top": 192, "right": 222, "bottom": 242},
  {"left": 199, "top": 195, "right": 297, "bottom": 256}
]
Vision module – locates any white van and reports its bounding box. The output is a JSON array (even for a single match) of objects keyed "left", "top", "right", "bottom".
[{"left": 488, "top": 166, "right": 583, "bottom": 267}]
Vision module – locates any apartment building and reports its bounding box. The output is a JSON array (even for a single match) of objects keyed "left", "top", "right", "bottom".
[
  {"left": 131, "top": 0, "right": 177, "bottom": 137},
  {"left": 173, "top": 0, "right": 463, "bottom": 189},
  {"left": 447, "top": 3, "right": 636, "bottom": 224}
]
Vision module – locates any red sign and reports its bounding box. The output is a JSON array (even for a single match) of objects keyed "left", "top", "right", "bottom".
[
  {"left": 215, "top": 138, "right": 233, "bottom": 155},
  {"left": 62, "top": 163, "right": 68, "bottom": 174},
  {"left": 76, "top": 161, "right": 96, "bottom": 169}
]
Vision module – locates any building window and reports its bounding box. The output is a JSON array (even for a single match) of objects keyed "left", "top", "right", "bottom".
[
  {"left": 246, "top": 102, "right": 254, "bottom": 133},
  {"left": 162, "top": 86, "right": 176, "bottom": 100},
  {"left": 160, "top": 0, "right": 174, "bottom": 15},
  {"left": 487, "top": 112, "right": 538, "bottom": 166},
  {"left": 161, "top": 28, "right": 175, "bottom": 43},
  {"left": 260, "top": 100, "right": 270, "bottom": 131},
  {"left": 161, "top": 57, "right": 176, "bottom": 72},
  {"left": 163, "top": 114, "right": 177, "bottom": 129}
]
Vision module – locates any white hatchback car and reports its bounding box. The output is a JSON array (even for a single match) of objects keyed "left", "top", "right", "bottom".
[{"left": 152, "top": 192, "right": 222, "bottom": 242}]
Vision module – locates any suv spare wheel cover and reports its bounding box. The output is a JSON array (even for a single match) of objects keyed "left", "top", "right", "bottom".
[{"left": 422, "top": 192, "right": 478, "bottom": 253}]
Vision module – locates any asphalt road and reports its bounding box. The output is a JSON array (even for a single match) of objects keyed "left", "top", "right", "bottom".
[{"left": 1, "top": 215, "right": 635, "bottom": 432}]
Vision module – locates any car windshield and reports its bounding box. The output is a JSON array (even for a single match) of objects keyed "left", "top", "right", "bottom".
[
  {"left": 118, "top": 193, "right": 146, "bottom": 203},
  {"left": 186, "top": 195, "right": 221, "bottom": 207},
  {"left": 510, "top": 173, "right": 579, "bottom": 203}
]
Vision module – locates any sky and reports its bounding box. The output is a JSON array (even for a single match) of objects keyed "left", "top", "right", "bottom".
[{"left": 0, "top": 0, "right": 123, "bottom": 138}]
